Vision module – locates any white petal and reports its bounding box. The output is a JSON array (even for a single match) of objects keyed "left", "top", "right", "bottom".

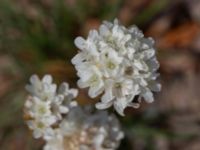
[
  {"left": 148, "top": 82, "right": 161, "bottom": 92},
  {"left": 88, "top": 30, "right": 98, "bottom": 39},
  {"left": 112, "top": 25, "right": 123, "bottom": 38},
  {"left": 116, "top": 132, "right": 124, "bottom": 140},
  {"left": 113, "top": 98, "right": 127, "bottom": 116},
  {"left": 88, "top": 87, "right": 101, "bottom": 98},
  {"left": 146, "top": 58, "right": 160, "bottom": 71},
  {"left": 69, "top": 101, "right": 78, "bottom": 107},
  {"left": 101, "top": 88, "right": 114, "bottom": 103},
  {"left": 43, "top": 128, "right": 55, "bottom": 140},
  {"left": 103, "top": 20, "right": 113, "bottom": 28},
  {"left": 142, "top": 49, "right": 155, "bottom": 60},
  {"left": 137, "top": 78, "right": 148, "bottom": 86},
  {"left": 33, "top": 129, "right": 42, "bottom": 139},
  {"left": 122, "top": 34, "right": 131, "bottom": 43},
  {"left": 74, "top": 37, "right": 85, "bottom": 49},
  {"left": 114, "top": 18, "right": 119, "bottom": 24},
  {"left": 69, "top": 89, "right": 78, "bottom": 97},
  {"left": 93, "top": 133, "right": 105, "bottom": 149},
  {"left": 79, "top": 70, "right": 93, "bottom": 82},
  {"left": 88, "top": 43, "right": 98, "bottom": 56},
  {"left": 58, "top": 82, "right": 68, "bottom": 93},
  {"left": 32, "top": 96, "right": 41, "bottom": 104},
  {"left": 99, "top": 24, "right": 110, "bottom": 37},
  {"left": 142, "top": 90, "right": 154, "bottom": 103},
  {"left": 25, "top": 98, "right": 33, "bottom": 107},
  {"left": 42, "top": 75, "right": 53, "bottom": 84},
  {"left": 46, "top": 116, "right": 57, "bottom": 125},
  {"left": 50, "top": 84, "right": 57, "bottom": 93},
  {"left": 59, "top": 106, "right": 69, "bottom": 114},
  {"left": 134, "top": 60, "right": 148, "bottom": 71},
  {"left": 71, "top": 53, "right": 85, "bottom": 65},
  {"left": 141, "top": 38, "right": 154, "bottom": 49},
  {"left": 30, "top": 74, "right": 40, "bottom": 85},
  {"left": 128, "top": 102, "right": 140, "bottom": 109},
  {"left": 95, "top": 102, "right": 113, "bottom": 110},
  {"left": 77, "top": 80, "right": 88, "bottom": 88},
  {"left": 54, "top": 95, "right": 64, "bottom": 104},
  {"left": 26, "top": 121, "right": 34, "bottom": 129}
]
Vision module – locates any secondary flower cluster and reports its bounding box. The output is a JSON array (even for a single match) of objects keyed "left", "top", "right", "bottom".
[
  {"left": 24, "top": 74, "right": 78, "bottom": 139},
  {"left": 72, "top": 19, "right": 161, "bottom": 116},
  {"left": 44, "top": 107, "right": 124, "bottom": 150},
  {"left": 24, "top": 75, "right": 124, "bottom": 150}
]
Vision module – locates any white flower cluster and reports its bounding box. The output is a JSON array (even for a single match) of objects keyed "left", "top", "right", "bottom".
[
  {"left": 24, "top": 74, "right": 78, "bottom": 139},
  {"left": 24, "top": 75, "right": 124, "bottom": 150},
  {"left": 72, "top": 19, "right": 161, "bottom": 116},
  {"left": 44, "top": 107, "right": 124, "bottom": 150}
]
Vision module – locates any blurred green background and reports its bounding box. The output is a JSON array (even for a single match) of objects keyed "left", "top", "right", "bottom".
[{"left": 1, "top": 0, "right": 200, "bottom": 149}]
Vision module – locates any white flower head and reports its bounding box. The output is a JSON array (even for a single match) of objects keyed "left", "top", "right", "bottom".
[
  {"left": 72, "top": 19, "right": 161, "bottom": 116},
  {"left": 24, "top": 74, "right": 78, "bottom": 140},
  {"left": 58, "top": 107, "right": 124, "bottom": 150},
  {"left": 82, "top": 110, "right": 124, "bottom": 150}
]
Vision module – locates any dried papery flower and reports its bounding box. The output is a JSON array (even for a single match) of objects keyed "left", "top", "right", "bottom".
[
  {"left": 72, "top": 19, "right": 161, "bottom": 116},
  {"left": 24, "top": 75, "right": 124, "bottom": 150}
]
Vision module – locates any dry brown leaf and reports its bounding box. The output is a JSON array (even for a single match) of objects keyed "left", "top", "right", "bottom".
[{"left": 157, "top": 22, "right": 200, "bottom": 49}]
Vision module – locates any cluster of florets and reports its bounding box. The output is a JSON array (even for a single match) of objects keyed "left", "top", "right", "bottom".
[
  {"left": 72, "top": 19, "right": 161, "bottom": 116},
  {"left": 24, "top": 75, "right": 124, "bottom": 150},
  {"left": 24, "top": 74, "right": 78, "bottom": 139},
  {"left": 44, "top": 107, "right": 124, "bottom": 150}
]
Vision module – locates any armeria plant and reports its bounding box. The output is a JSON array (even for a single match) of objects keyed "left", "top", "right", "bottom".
[{"left": 24, "top": 19, "right": 161, "bottom": 150}]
